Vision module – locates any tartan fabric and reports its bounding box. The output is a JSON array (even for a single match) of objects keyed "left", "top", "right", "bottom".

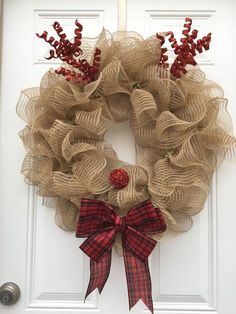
[
  {"left": 123, "top": 248, "right": 153, "bottom": 313},
  {"left": 76, "top": 199, "right": 167, "bottom": 314},
  {"left": 85, "top": 251, "right": 112, "bottom": 299}
]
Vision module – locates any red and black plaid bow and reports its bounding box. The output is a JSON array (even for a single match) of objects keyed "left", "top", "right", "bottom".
[{"left": 76, "top": 199, "right": 166, "bottom": 314}]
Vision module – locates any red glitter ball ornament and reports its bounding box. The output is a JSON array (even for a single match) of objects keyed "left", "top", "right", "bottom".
[{"left": 109, "top": 169, "right": 129, "bottom": 189}]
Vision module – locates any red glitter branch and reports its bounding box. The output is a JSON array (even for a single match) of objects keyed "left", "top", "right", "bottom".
[
  {"left": 156, "top": 17, "right": 212, "bottom": 78},
  {"left": 156, "top": 34, "right": 169, "bottom": 67},
  {"left": 36, "top": 20, "right": 101, "bottom": 83}
]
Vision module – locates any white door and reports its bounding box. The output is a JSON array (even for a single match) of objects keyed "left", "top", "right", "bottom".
[{"left": 0, "top": 1, "right": 236, "bottom": 314}]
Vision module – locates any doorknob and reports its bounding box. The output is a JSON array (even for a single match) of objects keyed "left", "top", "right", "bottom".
[{"left": 0, "top": 282, "right": 21, "bottom": 305}]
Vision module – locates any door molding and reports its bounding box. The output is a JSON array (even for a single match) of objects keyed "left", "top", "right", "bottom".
[
  {"left": 0, "top": 0, "right": 2, "bottom": 85},
  {"left": 118, "top": 0, "right": 126, "bottom": 30}
]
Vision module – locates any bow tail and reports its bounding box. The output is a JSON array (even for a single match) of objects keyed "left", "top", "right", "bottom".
[
  {"left": 85, "top": 251, "right": 112, "bottom": 300},
  {"left": 123, "top": 249, "right": 154, "bottom": 314}
]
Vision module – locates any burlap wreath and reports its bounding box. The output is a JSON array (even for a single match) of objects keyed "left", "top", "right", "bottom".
[{"left": 17, "top": 18, "right": 236, "bottom": 243}]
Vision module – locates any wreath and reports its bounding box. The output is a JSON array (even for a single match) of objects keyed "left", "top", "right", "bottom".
[{"left": 17, "top": 18, "right": 236, "bottom": 313}]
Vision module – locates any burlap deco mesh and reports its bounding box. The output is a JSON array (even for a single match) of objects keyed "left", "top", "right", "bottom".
[{"left": 17, "top": 30, "right": 236, "bottom": 239}]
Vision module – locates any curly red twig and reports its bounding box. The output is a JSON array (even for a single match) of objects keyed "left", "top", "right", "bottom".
[
  {"left": 156, "top": 34, "right": 169, "bottom": 67},
  {"left": 156, "top": 17, "right": 212, "bottom": 78},
  {"left": 36, "top": 20, "right": 101, "bottom": 83}
]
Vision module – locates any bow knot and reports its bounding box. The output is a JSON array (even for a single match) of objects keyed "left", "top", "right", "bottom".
[{"left": 114, "top": 215, "right": 125, "bottom": 233}]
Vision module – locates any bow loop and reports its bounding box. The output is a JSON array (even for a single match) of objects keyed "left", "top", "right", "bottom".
[
  {"left": 125, "top": 199, "right": 167, "bottom": 235},
  {"left": 76, "top": 199, "right": 117, "bottom": 237}
]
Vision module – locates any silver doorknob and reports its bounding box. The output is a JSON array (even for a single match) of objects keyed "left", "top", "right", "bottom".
[{"left": 0, "top": 282, "right": 21, "bottom": 305}]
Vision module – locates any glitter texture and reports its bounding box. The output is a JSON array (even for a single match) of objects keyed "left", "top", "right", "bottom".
[{"left": 109, "top": 169, "right": 129, "bottom": 189}]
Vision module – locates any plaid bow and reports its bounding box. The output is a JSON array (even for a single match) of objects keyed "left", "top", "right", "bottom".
[{"left": 76, "top": 199, "right": 166, "bottom": 314}]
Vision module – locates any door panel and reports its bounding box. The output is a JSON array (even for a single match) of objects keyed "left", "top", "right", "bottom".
[
  {"left": 127, "top": 1, "right": 236, "bottom": 313},
  {"left": 0, "top": 1, "right": 120, "bottom": 314}
]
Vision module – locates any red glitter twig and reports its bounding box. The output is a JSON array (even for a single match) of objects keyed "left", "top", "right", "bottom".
[
  {"left": 36, "top": 20, "right": 101, "bottom": 83},
  {"left": 156, "top": 17, "right": 212, "bottom": 78},
  {"left": 156, "top": 34, "right": 169, "bottom": 67}
]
